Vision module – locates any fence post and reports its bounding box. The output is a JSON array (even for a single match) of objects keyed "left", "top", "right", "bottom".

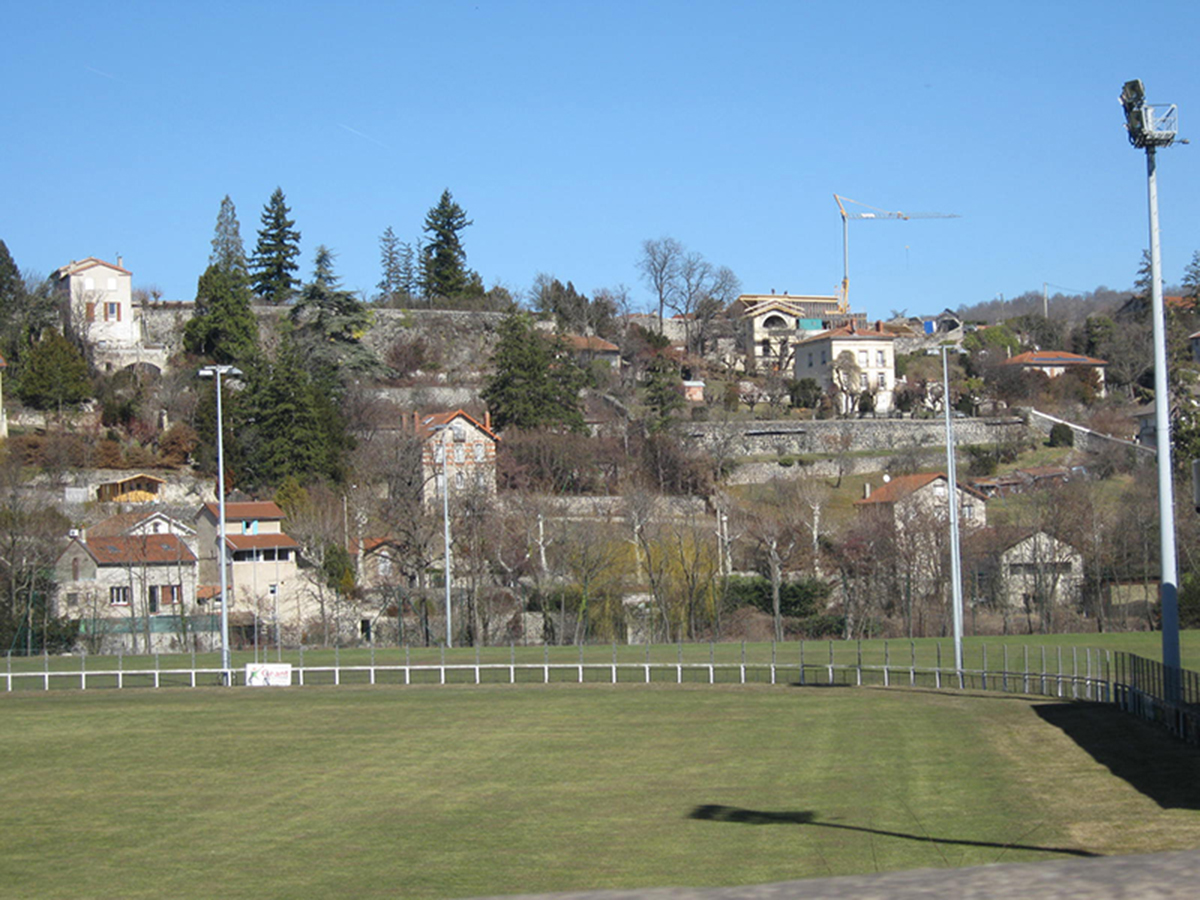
[
  {"left": 855, "top": 640, "right": 862, "bottom": 687},
  {"left": 740, "top": 641, "right": 745, "bottom": 685},
  {"left": 935, "top": 642, "right": 942, "bottom": 690},
  {"left": 154, "top": 652, "right": 160, "bottom": 689},
  {"left": 771, "top": 641, "right": 777, "bottom": 686},
  {"left": 511, "top": 642, "right": 516, "bottom": 684},
  {"left": 910, "top": 640, "right": 916, "bottom": 687},
  {"left": 982, "top": 644, "right": 988, "bottom": 692},
  {"left": 1023, "top": 646, "right": 1029, "bottom": 694},
  {"left": 43, "top": 650, "right": 49, "bottom": 692},
  {"left": 883, "top": 640, "right": 890, "bottom": 688},
  {"left": 118, "top": 648, "right": 124, "bottom": 690},
  {"left": 81, "top": 651, "right": 87, "bottom": 691},
  {"left": 799, "top": 639, "right": 806, "bottom": 686},
  {"left": 828, "top": 640, "right": 834, "bottom": 686},
  {"left": 1003, "top": 644, "right": 1009, "bottom": 693}
]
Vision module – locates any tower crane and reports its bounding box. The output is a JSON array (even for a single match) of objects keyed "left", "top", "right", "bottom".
[{"left": 833, "top": 194, "right": 959, "bottom": 313}]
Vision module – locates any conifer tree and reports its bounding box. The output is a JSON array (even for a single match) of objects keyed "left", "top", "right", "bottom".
[
  {"left": 17, "top": 329, "right": 91, "bottom": 416},
  {"left": 251, "top": 187, "right": 302, "bottom": 304},
  {"left": 185, "top": 198, "right": 260, "bottom": 363},
  {"left": 421, "top": 189, "right": 472, "bottom": 299},
  {"left": 291, "top": 246, "right": 377, "bottom": 374},
  {"left": 481, "top": 313, "right": 586, "bottom": 432}
]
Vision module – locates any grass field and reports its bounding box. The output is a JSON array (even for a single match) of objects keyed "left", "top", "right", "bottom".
[{"left": 3, "top": 683, "right": 1200, "bottom": 900}]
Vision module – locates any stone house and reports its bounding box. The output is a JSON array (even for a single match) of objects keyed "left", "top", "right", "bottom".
[
  {"left": 996, "top": 530, "right": 1083, "bottom": 612},
  {"left": 53, "top": 511, "right": 201, "bottom": 652},
  {"left": 856, "top": 472, "right": 988, "bottom": 531},
  {"left": 412, "top": 410, "right": 500, "bottom": 504}
]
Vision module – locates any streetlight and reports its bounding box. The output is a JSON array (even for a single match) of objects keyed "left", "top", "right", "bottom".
[
  {"left": 941, "top": 346, "right": 964, "bottom": 686},
  {"left": 432, "top": 426, "right": 453, "bottom": 648},
  {"left": 1120, "top": 79, "right": 1182, "bottom": 694},
  {"left": 198, "top": 364, "right": 242, "bottom": 679}
]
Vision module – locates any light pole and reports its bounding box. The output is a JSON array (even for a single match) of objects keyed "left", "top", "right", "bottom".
[
  {"left": 198, "top": 364, "right": 242, "bottom": 679},
  {"left": 433, "top": 426, "right": 453, "bottom": 648},
  {"left": 1120, "top": 79, "right": 1182, "bottom": 695},
  {"left": 941, "top": 347, "right": 964, "bottom": 684}
]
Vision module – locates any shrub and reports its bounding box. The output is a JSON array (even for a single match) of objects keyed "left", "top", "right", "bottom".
[{"left": 1049, "top": 422, "right": 1075, "bottom": 447}]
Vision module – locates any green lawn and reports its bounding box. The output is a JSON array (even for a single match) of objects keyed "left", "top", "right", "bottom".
[{"left": 2, "top": 684, "right": 1199, "bottom": 900}]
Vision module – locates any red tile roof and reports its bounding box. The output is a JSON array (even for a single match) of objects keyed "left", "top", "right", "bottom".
[
  {"left": 84, "top": 535, "right": 196, "bottom": 565},
  {"left": 224, "top": 534, "right": 300, "bottom": 551},
  {"left": 202, "top": 501, "right": 285, "bottom": 521},
  {"left": 416, "top": 409, "right": 498, "bottom": 441},
  {"left": 857, "top": 472, "right": 988, "bottom": 506},
  {"left": 56, "top": 256, "right": 132, "bottom": 277},
  {"left": 1006, "top": 350, "right": 1107, "bottom": 368},
  {"left": 561, "top": 334, "right": 619, "bottom": 352}
]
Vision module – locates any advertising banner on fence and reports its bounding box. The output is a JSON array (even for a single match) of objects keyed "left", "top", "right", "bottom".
[{"left": 246, "top": 663, "right": 293, "bottom": 687}]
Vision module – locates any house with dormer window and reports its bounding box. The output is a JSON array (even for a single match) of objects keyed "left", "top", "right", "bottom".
[{"left": 411, "top": 410, "right": 499, "bottom": 504}]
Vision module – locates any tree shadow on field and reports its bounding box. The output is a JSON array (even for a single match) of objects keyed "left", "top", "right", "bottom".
[
  {"left": 1033, "top": 703, "right": 1200, "bottom": 809},
  {"left": 688, "top": 805, "right": 1098, "bottom": 858}
]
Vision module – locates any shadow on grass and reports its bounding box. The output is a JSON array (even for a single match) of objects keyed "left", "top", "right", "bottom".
[
  {"left": 1033, "top": 703, "right": 1200, "bottom": 810},
  {"left": 688, "top": 804, "right": 1098, "bottom": 858}
]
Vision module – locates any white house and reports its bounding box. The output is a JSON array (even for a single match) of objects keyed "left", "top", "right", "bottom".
[
  {"left": 795, "top": 321, "right": 898, "bottom": 414},
  {"left": 996, "top": 530, "right": 1083, "bottom": 613},
  {"left": 735, "top": 293, "right": 847, "bottom": 373},
  {"left": 55, "top": 257, "right": 138, "bottom": 349},
  {"left": 856, "top": 472, "right": 988, "bottom": 531}
]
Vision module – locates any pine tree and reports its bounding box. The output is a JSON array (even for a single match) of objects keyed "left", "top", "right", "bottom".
[
  {"left": 291, "top": 246, "right": 377, "bottom": 374},
  {"left": 481, "top": 313, "right": 585, "bottom": 432},
  {"left": 17, "top": 329, "right": 91, "bottom": 416},
  {"left": 1183, "top": 250, "right": 1200, "bottom": 299},
  {"left": 421, "top": 189, "right": 473, "bottom": 299},
  {"left": 183, "top": 264, "right": 259, "bottom": 364},
  {"left": 377, "top": 226, "right": 404, "bottom": 303},
  {"left": 209, "top": 195, "right": 248, "bottom": 276},
  {"left": 251, "top": 187, "right": 301, "bottom": 304}
]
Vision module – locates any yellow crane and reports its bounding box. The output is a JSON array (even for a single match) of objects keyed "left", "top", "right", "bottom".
[{"left": 833, "top": 194, "right": 959, "bottom": 313}]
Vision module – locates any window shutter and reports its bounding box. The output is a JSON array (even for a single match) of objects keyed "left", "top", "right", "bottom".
[{"left": 86, "top": 303, "right": 95, "bottom": 323}]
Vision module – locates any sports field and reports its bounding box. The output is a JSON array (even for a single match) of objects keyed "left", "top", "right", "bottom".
[{"left": 3, "top": 682, "right": 1199, "bottom": 900}]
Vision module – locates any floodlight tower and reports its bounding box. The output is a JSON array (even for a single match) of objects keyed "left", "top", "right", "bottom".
[{"left": 1121, "top": 79, "right": 1181, "bottom": 696}]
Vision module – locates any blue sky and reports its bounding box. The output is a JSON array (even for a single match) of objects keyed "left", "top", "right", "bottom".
[{"left": 4, "top": 1, "right": 1198, "bottom": 322}]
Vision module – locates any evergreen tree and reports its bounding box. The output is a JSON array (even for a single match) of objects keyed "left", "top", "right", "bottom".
[
  {"left": 481, "top": 313, "right": 586, "bottom": 432},
  {"left": 0, "top": 240, "right": 26, "bottom": 364},
  {"left": 251, "top": 187, "right": 301, "bottom": 304},
  {"left": 291, "top": 246, "right": 377, "bottom": 374},
  {"left": 377, "top": 226, "right": 406, "bottom": 304},
  {"left": 17, "top": 329, "right": 91, "bottom": 415},
  {"left": 183, "top": 264, "right": 259, "bottom": 364},
  {"left": 1183, "top": 250, "right": 1200, "bottom": 299},
  {"left": 421, "top": 189, "right": 473, "bottom": 299},
  {"left": 643, "top": 354, "right": 684, "bottom": 431},
  {"left": 209, "top": 195, "right": 248, "bottom": 276},
  {"left": 248, "top": 341, "right": 331, "bottom": 486}
]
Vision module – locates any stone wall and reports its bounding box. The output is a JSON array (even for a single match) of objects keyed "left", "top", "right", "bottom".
[{"left": 685, "top": 416, "right": 1030, "bottom": 458}]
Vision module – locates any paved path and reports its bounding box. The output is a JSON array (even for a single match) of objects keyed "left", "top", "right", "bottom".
[{"left": 481, "top": 849, "right": 1200, "bottom": 900}]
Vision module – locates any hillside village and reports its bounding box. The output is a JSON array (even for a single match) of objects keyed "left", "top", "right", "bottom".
[{"left": 3, "top": 203, "right": 1200, "bottom": 655}]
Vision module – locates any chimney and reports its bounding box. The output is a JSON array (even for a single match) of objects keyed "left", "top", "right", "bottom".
[
  {"left": 117, "top": 255, "right": 123, "bottom": 269},
  {"left": 484, "top": 410, "right": 491, "bottom": 431},
  {"left": 863, "top": 483, "right": 872, "bottom": 499},
  {"left": 412, "top": 411, "right": 419, "bottom": 432},
  {"left": 876, "top": 320, "right": 883, "bottom": 332}
]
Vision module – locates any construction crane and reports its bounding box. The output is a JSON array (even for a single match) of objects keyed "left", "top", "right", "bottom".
[{"left": 833, "top": 194, "right": 959, "bottom": 313}]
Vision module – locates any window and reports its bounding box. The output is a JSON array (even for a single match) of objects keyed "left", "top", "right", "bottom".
[
  {"left": 107, "top": 277, "right": 117, "bottom": 291},
  {"left": 268, "top": 583, "right": 278, "bottom": 597},
  {"left": 455, "top": 471, "right": 465, "bottom": 490},
  {"left": 161, "top": 584, "right": 181, "bottom": 605},
  {"left": 72, "top": 557, "right": 80, "bottom": 581},
  {"left": 242, "top": 520, "right": 258, "bottom": 535},
  {"left": 963, "top": 502, "right": 975, "bottom": 521},
  {"left": 148, "top": 585, "right": 159, "bottom": 614},
  {"left": 878, "top": 372, "right": 887, "bottom": 390},
  {"left": 454, "top": 444, "right": 465, "bottom": 464},
  {"left": 876, "top": 349, "right": 886, "bottom": 367},
  {"left": 807, "top": 352, "right": 813, "bottom": 368},
  {"left": 434, "top": 445, "right": 444, "bottom": 463},
  {"left": 109, "top": 586, "right": 131, "bottom": 606},
  {"left": 66, "top": 593, "right": 80, "bottom": 608},
  {"left": 105, "top": 301, "right": 120, "bottom": 322},
  {"left": 820, "top": 350, "right": 827, "bottom": 364},
  {"left": 84, "top": 277, "right": 95, "bottom": 291},
  {"left": 473, "top": 443, "right": 485, "bottom": 462},
  {"left": 858, "top": 350, "right": 868, "bottom": 366},
  {"left": 452, "top": 425, "right": 466, "bottom": 442},
  {"left": 378, "top": 555, "right": 393, "bottom": 578}
]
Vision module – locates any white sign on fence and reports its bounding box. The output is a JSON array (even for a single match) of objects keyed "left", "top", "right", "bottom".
[{"left": 245, "top": 663, "right": 293, "bottom": 687}]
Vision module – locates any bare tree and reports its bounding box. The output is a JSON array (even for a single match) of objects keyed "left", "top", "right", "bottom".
[
  {"left": 732, "top": 480, "right": 810, "bottom": 641},
  {"left": 637, "top": 238, "right": 683, "bottom": 333}
]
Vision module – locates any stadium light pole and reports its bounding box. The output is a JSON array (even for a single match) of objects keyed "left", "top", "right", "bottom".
[
  {"left": 432, "top": 426, "right": 453, "bottom": 648},
  {"left": 1121, "top": 79, "right": 1182, "bottom": 699},
  {"left": 941, "top": 347, "right": 964, "bottom": 684},
  {"left": 198, "top": 364, "right": 242, "bottom": 679}
]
